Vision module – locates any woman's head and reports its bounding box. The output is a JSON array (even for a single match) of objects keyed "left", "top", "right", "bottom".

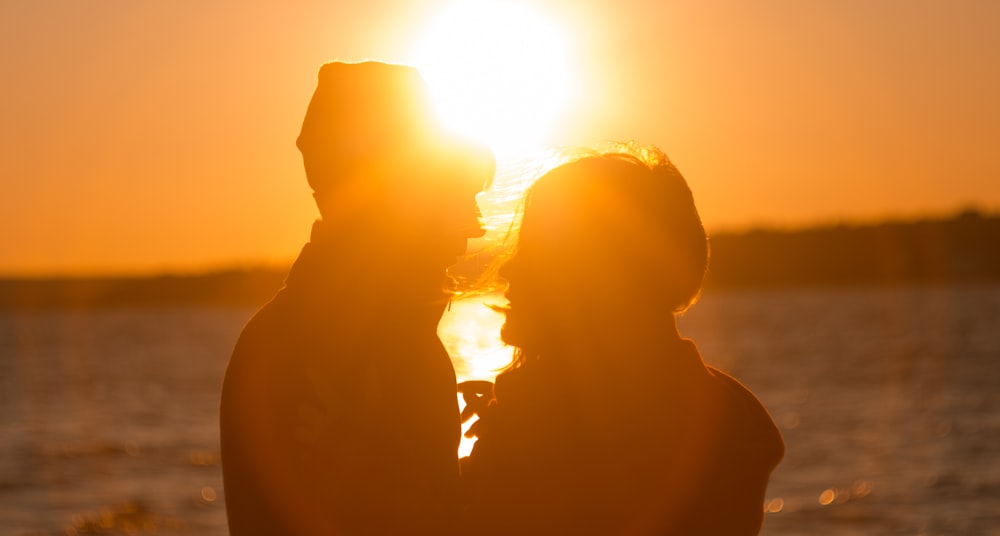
[{"left": 500, "top": 144, "right": 708, "bottom": 354}]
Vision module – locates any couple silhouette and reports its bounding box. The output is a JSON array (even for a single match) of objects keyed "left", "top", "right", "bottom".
[{"left": 219, "top": 61, "right": 784, "bottom": 535}]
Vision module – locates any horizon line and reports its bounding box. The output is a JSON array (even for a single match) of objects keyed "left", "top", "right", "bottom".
[{"left": 2, "top": 207, "right": 996, "bottom": 280}]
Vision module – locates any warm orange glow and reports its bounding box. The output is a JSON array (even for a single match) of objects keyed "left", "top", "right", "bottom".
[
  {"left": 4, "top": 3, "right": 999, "bottom": 276},
  {"left": 411, "top": 0, "right": 574, "bottom": 157}
]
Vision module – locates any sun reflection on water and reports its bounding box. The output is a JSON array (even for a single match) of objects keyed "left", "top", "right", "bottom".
[
  {"left": 438, "top": 291, "right": 512, "bottom": 456},
  {"left": 439, "top": 291, "right": 512, "bottom": 384}
]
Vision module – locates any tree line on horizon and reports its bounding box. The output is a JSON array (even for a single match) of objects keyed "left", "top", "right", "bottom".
[
  {"left": 2, "top": 210, "right": 998, "bottom": 309},
  {"left": 705, "top": 208, "right": 1000, "bottom": 289}
]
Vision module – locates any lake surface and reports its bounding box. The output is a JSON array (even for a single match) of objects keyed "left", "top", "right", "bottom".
[{"left": 1, "top": 285, "right": 999, "bottom": 535}]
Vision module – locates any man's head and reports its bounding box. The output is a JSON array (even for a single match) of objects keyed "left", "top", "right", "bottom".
[{"left": 297, "top": 61, "right": 494, "bottom": 267}]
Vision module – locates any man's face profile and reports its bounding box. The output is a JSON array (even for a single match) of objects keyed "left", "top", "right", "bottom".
[{"left": 400, "top": 159, "right": 487, "bottom": 264}]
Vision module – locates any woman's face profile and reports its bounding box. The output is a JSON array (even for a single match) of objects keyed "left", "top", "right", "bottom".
[{"left": 498, "top": 177, "right": 589, "bottom": 349}]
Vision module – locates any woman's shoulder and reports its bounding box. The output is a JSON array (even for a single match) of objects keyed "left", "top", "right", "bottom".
[
  {"left": 704, "top": 365, "right": 785, "bottom": 465},
  {"left": 704, "top": 366, "right": 772, "bottom": 418}
]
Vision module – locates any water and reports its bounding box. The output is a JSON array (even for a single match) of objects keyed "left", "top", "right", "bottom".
[
  {"left": 1, "top": 285, "right": 999, "bottom": 535},
  {"left": 676, "top": 285, "right": 1000, "bottom": 536}
]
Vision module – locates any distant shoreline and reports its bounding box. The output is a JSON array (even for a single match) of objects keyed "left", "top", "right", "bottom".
[
  {"left": 3, "top": 210, "right": 999, "bottom": 310},
  {"left": 705, "top": 208, "right": 1000, "bottom": 290},
  {"left": 0, "top": 269, "right": 289, "bottom": 310}
]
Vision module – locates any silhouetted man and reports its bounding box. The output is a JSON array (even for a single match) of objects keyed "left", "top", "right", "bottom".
[{"left": 220, "top": 61, "right": 493, "bottom": 535}]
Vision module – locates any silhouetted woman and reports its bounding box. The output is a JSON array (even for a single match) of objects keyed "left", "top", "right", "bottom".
[{"left": 461, "top": 145, "right": 784, "bottom": 535}]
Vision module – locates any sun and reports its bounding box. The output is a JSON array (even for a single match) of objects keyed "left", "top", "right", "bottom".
[{"left": 411, "top": 1, "right": 574, "bottom": 157}]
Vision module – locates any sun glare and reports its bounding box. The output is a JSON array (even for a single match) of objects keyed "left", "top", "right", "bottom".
[{"left": 412, "top": 1, "right": 574, "bottom": 157}]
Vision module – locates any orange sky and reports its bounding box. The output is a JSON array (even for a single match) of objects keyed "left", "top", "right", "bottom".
[{"left": 2, "top": 0, "right": 999, "bottom": 276}]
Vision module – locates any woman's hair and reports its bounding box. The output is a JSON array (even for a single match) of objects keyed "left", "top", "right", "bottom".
[
  {"left": 498, "top": 142, "right": 710, "bottom": 369},
  {"left": 526, "top": 142, "right": 708, "bottom": 310}
]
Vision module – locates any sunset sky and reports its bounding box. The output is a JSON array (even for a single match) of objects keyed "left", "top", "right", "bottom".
[{"left": 2, "top": 0, "right": 998, "bottom": 276}]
